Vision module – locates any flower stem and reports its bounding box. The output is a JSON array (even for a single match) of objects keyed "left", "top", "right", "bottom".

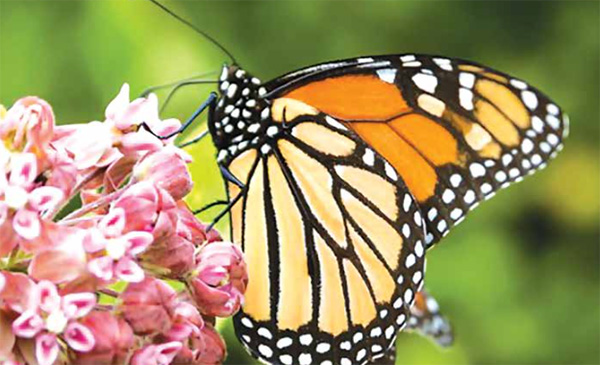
[
  {"left": 47, "top": 168, "right": 105, "bottom": 221},
  {"left": 61, "top": 178, "right": 135, "bottom": 221}
]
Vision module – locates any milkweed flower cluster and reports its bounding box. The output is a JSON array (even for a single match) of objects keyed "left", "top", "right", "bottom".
[{"left": 0, "top": 86, "right": 248, "bottom": 365}]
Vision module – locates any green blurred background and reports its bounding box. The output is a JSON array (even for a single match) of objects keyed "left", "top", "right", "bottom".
[{"left": 1, "top": 1, "right": 598, "bottom": 364}]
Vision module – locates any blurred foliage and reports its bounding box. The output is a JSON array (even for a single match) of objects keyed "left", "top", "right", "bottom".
[{"left": 1, "top": 0, "right": 598, "bottom": 364}]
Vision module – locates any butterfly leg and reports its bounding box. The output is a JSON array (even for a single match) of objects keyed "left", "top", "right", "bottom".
[
  {"left": 204, "top": 189, "right": 245, "bottom": 232},
  {"left": 406, "top": 289, "right": 453, "bottom": 347},
  {"left": 192, "top": 200, "right": 229, "bottom": 215},
  {"left": 139, "top": 92, "right": 217, "bottom": 140},
  {"left": 196, "top": 164, "right": 247, "bottom": 231}
]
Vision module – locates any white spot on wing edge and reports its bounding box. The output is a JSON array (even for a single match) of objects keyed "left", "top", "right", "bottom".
[
  {"left": 276, "top": 337, "right": 292, "bottom": 348},
  {"left": 510, "top": 79, "right": 528, "bottom": 90},
  {"left": 357, "top": 57, "right": 374, "bottom": 63},
  {"left": 362, "top": 149, "right": 375, "bottom": 166},
  {"left": 412, "top": 73, "right": 438, "bottom": 93},
  {"left": 403, "top": 194, "right": 412, "bottom": 212},
  {"left": 316, "top": 343, "right": 330, "bottom": 353},
  {"left": 258, "top": 344, "right": 273, "bottom": 358},
  {"left": 376, "top": 68, "right": 397, "bottom": 84},
  {"left": 459, "top": 72, "right": 476, "bottom": 89},
  {"left": 521, "top": 90, "right": 538, "bottom": 110},
  {"left": 325, "top": 116, "right": 347, "bottom": 130},
  {"left": 459, "top": 88, "right": 474, "bottom": 110},
  {"left": 433, "top": 57, "right": 452, "bottom": 71},
  {"left": 385, "top": 163, "right": 398, "bottom": 181}
]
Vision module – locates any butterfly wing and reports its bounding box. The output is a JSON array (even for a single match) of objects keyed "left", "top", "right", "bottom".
[
  {"left": 366, "top": 289, "right": 453, "bottom": 365},
  {"left": 265, "top": 54, "right": 568, "bottom": 248},
  {"left": 221, "top": 53, "right": 567, "bottom": 364},
  {"left": 406, "top": 289, "right": 453, "bottom": 347},
  {"left": 226, "top": 110, "right": 426, "bottom": 364}
]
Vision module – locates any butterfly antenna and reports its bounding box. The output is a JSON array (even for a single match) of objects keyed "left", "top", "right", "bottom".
[{"left": 147, "top": 0, "right": 238, "bottom": 65}]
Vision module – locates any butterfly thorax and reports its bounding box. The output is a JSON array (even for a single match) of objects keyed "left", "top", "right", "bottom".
[{"left": 210, "top": 64, "right": 271, "bottom": 165}]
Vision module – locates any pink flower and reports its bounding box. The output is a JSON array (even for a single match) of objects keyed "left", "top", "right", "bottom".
[
  {"left": 119, "top": 277, "right": 204, "bottom": 340},
  {"left": 130, "top": 341, "right": 182, "bottom": 365},
  {"left": 105, "top": 84, "right": 182, "bottom": 155},
  {"left": 74, "top": 311, "right": 134, "bottom": 365},
  {"left": 140, "top": 234, "right": 195, "bottom": 278},
  {"left": 0, "top": 90, "right": 236, "bottom": 365},
  {"left": 0, "top": 310, "right": 16, "bottom": 360},
  {"left": 105, "top": 83, "right": 154, "bottom": 131},
  {"left": 133, "top": 147, "right": 193, "bottom": 200},
  {"left": 175, "top": 201, "right": 221, "bottom": 245},
  {"left": 173, "top": 323, "right": 226, "bottom": 365},
  {"left": 52, "top": 122, "right": 120, "bottom": 170},
  {"left": 119, "top": 277, "right": 177, "bottom": 335},
  {"left": 43, "top": 147, "right": 78, "bottom": 197},
  {"left": 84, "top": 207, "right": 153, "bottom": 283},
  {"left": 28, "top": 227, "right": 87, "bottom": 284},
  {"left": 0, "top": 97, "right": 54, "bottom": 155},
  {"left": 188, "top": 242, "right": 248, "bottom": 317},
  {"left": 112, "top": 181, "right": 177, "bottom": 234},
  {"left": 0, "top": 153, "right": 64, "bottom": 242},
  {"left": 140, "top": 202, "right": 214, "bottom": 278},
  {"left": 11, "top": 281, "right": 96, "bottom": 365},
  {"left": 0, "top": 272, "right": 37, "bottom": 313}
]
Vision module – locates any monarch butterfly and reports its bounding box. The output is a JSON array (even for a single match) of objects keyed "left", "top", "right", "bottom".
[
  {"left": 208, "top": 55, "right": 567, "bottom": 365},
  {"left": 146, "top": 2, "right": 568, "bottom": 364}
]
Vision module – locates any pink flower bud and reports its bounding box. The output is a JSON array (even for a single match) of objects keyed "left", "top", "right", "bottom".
[
  {"left": 0, "top": 220, "right": 19, "bottom": 257},
  {"left": 112, "top": 182, "right": 178, "bottom": 234},
  {"left": 1, "top": 97, "right": 54, "bottom": 154},
  {"left": 28, "top": 227, "right": 87, "bottom": 284},
  {"left": 0, "top": 272, "right": 37, "bottom": 313},
  {"left": 105, "top": 84, "right": 158, "bottom": 131},
  {"left": 44, "top": 147, "right": 78, "bottom": 196},
  {"left": 140, "top": 235, "right": 195, "bottom": 278},
  {"left": 188, "top": 242, "right": 248, "bottom": 317},
  {"left": 119, "top": 277, "right": 177, "bottom": 335},
  {"left": 133, "top": 147, "right": 193, "bottom": 201},
  {"left": 174, "top": 202, "right": 208, "bottom": 246},
  {"left": 0, "top": 311, "right": 16, "bottom": 359},
  {"left": 130, "top": 341, "right": 182, "bottom": 365},
  {"left": 176, "top": 323, "right": 226, "bottom": 365},
  {"left": 74, "top": 311, "right": 134, "bottom": 365}
]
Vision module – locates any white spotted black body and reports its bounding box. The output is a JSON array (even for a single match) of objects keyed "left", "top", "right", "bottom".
[{"left": 210, "top": 64, "right": 271, "bottom": 165}]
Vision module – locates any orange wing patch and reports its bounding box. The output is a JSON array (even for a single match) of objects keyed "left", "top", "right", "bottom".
[
  {"left": 389, "top": 114, "right": 459, "bottom": 166},
  {"left": 284, "top": 74, "right": 410, "bottom": 121},
  {"left": 475, "top": 79, "right": 530, "bottom": 129},
  {"left": 474, "top": 99, "right": 521, "bottom": 146},
  {"left": 349, "top": 121, "right": 437, "bottom": 202}
]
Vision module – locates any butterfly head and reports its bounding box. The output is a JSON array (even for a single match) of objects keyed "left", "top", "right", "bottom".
[{"left": 210, "top": 65, "right": 270, "bottom": 164}]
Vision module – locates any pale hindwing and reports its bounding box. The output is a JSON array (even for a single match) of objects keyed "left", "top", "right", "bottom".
[{"left": 231, "top": 117, "right": 426, "bottom": 365}]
